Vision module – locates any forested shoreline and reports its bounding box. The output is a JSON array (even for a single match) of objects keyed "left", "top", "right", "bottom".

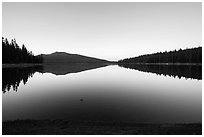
[
  {"left": 2, "top": 37, "right": 202, "bottom": 65},
  {"left": 118, "top": 47, "right": 202, "bottom": 64},
  {"left": 2, "top": 37, "right": 42, "bottom": 64}
]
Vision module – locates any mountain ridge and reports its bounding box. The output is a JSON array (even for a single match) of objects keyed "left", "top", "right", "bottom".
[{"left": 40, "top": 52, "right": 111, "bottom": 64}]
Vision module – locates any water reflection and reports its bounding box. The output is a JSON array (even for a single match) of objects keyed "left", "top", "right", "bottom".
[
  {"left": 2, "top": 65, "right": 201, "bottom": 123},
  {"left": 2, "top": 63, "right": 108, "bottom": 93},
  {"left": 43, "top": 63, "right": 108, "bottom": 75},
  {"left": 3, "top": 63, "right": 202, "bottom": 93},
  {"left": 2, "top": 66, "right": 43, "bottom": 93},
  {"left": 118, "top": 64, "right": 202, "bottom": 80}
]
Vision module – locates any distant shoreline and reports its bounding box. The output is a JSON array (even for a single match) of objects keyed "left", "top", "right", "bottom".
[
  {"left": 2, "top": 62, "right": 117, "bottom": 68},
  {"left": 2, "top": 62, "right": 201, "bottom": 69},
  {"left": 2, "top": 63, "right": 42, "bottom": 68},
  {"left": 2, "top": 119, "right": 201, "bottom": 135},
  {"left": 118, "top": 63, "right": 202, "bottom": 66}
]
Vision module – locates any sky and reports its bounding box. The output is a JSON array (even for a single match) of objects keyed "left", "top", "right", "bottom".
[{"left": 2, "top": 2, "right": 202, "bottom": 61}]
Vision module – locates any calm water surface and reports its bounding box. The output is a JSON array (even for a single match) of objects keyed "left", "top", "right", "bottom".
[{"left": 2, "top": 65, "right": 202, "bottom": 123}]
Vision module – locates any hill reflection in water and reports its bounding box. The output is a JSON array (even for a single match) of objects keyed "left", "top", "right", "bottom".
[
  {"left": 118, "top": 64, "right": 202, "bottom": 80},
  {"left": 42, "top": 63, "right": 108, "bottom": 75},
  {"left": 2, "top": 63, "right": 108, "bottom": 93},
  {"left": 2, "top": 63, "right": 201, "bottom": 93}
]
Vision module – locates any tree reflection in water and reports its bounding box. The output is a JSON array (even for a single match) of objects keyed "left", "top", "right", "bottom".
[
  {"left": 2, "top": 63, "right": 108, "bottom": 93},
  {"left": 2, "top": 66, "right": 43, "bottom": 93},
  {"left": 2, "top": 64, "right": 201, "bottom": 93},
  {"left": 118, "top": 64, "right": 202, "bottom": 80}
]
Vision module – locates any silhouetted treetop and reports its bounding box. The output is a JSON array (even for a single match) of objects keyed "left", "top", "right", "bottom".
[{"left": 2, "top": 37, "right": 43, "bottom": 64}]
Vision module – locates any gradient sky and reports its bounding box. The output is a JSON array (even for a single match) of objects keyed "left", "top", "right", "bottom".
[{"left": 2, "top": 2, "right": 202, "bottom": 61}]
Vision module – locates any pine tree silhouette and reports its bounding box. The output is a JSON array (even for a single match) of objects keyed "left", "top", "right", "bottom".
[{"left": 2, "top": 37, "right": 43, "bottom": 64}]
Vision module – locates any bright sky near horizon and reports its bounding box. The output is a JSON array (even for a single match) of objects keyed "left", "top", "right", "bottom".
[{"left": 2, "top": 2, "right": 201, "bottom": 61}]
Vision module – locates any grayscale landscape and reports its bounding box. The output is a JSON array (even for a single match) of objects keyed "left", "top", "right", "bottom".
[{"left": 2, "top": 2, "right": 202, "bottom": 135}]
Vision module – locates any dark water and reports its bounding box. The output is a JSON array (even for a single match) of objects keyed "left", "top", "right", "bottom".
[
  {"left": 2, "top": 64, "right": 202, "bottom": 123},
  {"left": 119, "top": 63, "right": 202, "bottom": 80}
]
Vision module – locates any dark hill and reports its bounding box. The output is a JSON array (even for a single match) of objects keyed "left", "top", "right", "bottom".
[{"left": 41, "top": 52, "right": 110, "bottom": 64}]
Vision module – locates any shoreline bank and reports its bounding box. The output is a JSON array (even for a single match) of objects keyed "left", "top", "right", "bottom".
[{"left": 2, "top": 119, "right": 202, "bottom": 135}]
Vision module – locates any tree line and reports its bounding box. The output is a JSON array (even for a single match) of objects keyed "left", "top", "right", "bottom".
[
  {"left": 2, "top": 37, "right": 43, "bottom": 64},
  {"left": 118, "top": 47, "right": 202, "bottom": 64}
]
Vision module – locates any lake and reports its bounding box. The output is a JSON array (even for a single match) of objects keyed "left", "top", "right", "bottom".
[{"left": 2, "top": 64, "right": 202, "bottom": 123}]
